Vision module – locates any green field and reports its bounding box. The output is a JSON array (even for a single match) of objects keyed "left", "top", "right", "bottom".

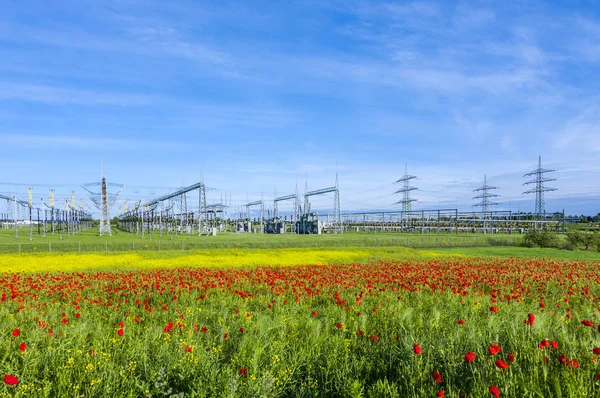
[{"left": 0, "top": 225, "right": 529, "bottom": 253}]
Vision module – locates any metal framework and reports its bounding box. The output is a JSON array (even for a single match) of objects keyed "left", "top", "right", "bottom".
[
  {"left": 244, "top": 200, "right": 264, "bottom": 233},
  {"left": 523, "top": 156, "right": 557, "bottom": 218},
  {"left": 82, "top": 167, "right": 125, "bottom": 236},
  {"left": 472, "top": 175, "right": 500, "bottom": 234},
  {"left": 337, "top": 209, "right": 565, "bottom": 234},
  {"left": 394, "top": 163, "right": 417, "bottom": 212},
  {"left": 118, "top": 178, "right": 218, "bottom": 237},
  {"left": 304, "top": 174, "right": 342, "bottom": 234}
]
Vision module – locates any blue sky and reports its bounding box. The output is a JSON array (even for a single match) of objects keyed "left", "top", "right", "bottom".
[{"left": 1, "top": 0, "right": 599, "bottom": 216}]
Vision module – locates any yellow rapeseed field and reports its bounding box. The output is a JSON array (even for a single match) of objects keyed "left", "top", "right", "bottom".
[{"left": 0, "top": 248, "right": 378, "bottom": 273}]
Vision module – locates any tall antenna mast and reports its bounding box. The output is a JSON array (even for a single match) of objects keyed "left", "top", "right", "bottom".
[
  {"left": 394, "top": 162, "right": 417, "bottom": 212},
  {"left": 522, "top": 156, "right": 557, "bottom": 218}
]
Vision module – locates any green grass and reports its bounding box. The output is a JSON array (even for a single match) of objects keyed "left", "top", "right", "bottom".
[
  {"left": 1, "top": 226, "right": 598, "bottom": 261},
  {"left": 1, "top": 258, "right": 598, "bottom": 397},
  {"left": 0, "top": 226, "right": 523, "bottom": 253}
]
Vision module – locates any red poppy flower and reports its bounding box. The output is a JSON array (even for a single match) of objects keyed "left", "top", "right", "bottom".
[
  {"left": 311, "top": 311, "right": 318, "bottom": 317},
  {"left": 495, "top": 359, "right": 509, "bottom": 369},
  {"left": 490, "top": 306, "right": 498, "bottom": 313},
  {"left": 3, "top": 375, "right": 18, "bottom": 385},
  {"left": 223, "top": 333, "right": 228, "bottom": 339},
  {"left": 582, "top": 320, "right": 594, "bottom": 327},
  {"left": 12, "top": 329, "right": 20, "bottom": 337},
  {"left": 239, "top": 327, "right": 244, "bottom": 334},
  {"left": 592, "top": 348, "right": 600, "bottom": 355},
  {"left": 186, "top": 346, "right": 193, "bottom": 353},
  {"left": 118, "top": 328, "right": 124, "bottom": 337},
  {"left": 413, "top": 344, "right": 422, "bottom": 355},
  {"left": 596, "top": 374, "right": 600, "bottom": 380},
  {"left": 570, "top": 359, "right": 579, "bottom": 368},
  {"left": 239, "top": 368, "right": 247, "bottom": 375},
  {"left": 550, "top": 341, "right": 558, "bottom": 349},
  {"left": 524, "top": 313, "right": 535, "bottom": 326},
  {"left": 134, "top": 317, "right": 141, "bottom": 323},
  {"left": 370, "top": 334, "right": 379, "bottom": 342},
  {"left": 201, "top": 326, "right": 208, "bottom": 333},
  {"left": 61, "top": 318, "right": 68, "bottom": 324},
  {"left": 457, "top": 319, "right": 465, "bottom": 325},
  {"left": 489, "top": 385, "right": 500, "bottom": 397},
  {"left": 539, "top": 339, "right": 549, "bottom": 350},
  {"left": 558, "top": 354, "right": 569, "bottom": 364},
  {"left": 18, "top": 342, "right": 26, "bottom": 352},
  {"left": 336, "top": 323, "right": 343, "bottom": 330},
  {"left": 464, "top": 351, "right": 476, "bottom": 363},
  {"left": 507, "top": 352, "right": 515, "bottom": 362},
  {"left": 433, "top": 370, "right": 442, "bottom": 383},
  {"left": 488, "top": 344, "right": 502, "bottom": 356},
  {"left": 437, "top": 391, "right": 445, "bottom": 397}
]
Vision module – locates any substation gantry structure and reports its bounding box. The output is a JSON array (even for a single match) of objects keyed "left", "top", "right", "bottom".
[
  {"left": 1, "top": 188, "right": 91, "bottom": 240},
  {"left": 118, "top": 179, "right": 223, "bottom": 237},
  {"left": 301, "top": 174, "right": 342, "bottom": 234}
]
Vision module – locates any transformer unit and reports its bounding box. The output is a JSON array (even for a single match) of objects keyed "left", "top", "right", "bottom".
[
  {"left": 265, "top": 217, "right": 286, "bottom": 234},
  {"left": 236, "top": 220, "right": 252, "bottom": 233},
  {"left": 295, "top": 212, "right": 322, "bottom": 234}
]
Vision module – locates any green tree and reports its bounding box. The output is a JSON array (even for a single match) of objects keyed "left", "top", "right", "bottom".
[
  {"left": 580, "top": 233, "right": 598, "bottom": 250},
  {"left": 524, "top": 229, "right": 559, "bottom": 248}
]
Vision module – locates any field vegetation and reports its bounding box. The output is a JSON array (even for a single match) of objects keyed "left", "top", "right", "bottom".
[{"left": 0, "top": 257, "right": 599, "bottom": 397}]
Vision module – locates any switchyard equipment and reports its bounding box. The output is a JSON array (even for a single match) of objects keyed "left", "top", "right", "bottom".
[
  {"left": 119, "top": 178, "right": 220, "bottom": 237},
  {"left": 1, "top": 190, "right": 91, "bottom": 238},
  {"left": 337, "top": 209, "right": 565, "bottom": 234},
  {"left": 302, "top": 174, "right": 342, "bottom": 234},
  {"left": 296, "top": 212, "right": 323, "bottom": 234},
  {"left": 266, "top": 187, "right": 301, "bottom": 234},
  {"left": 523, "top": 156, "right": 557, "bottom": 221},
  {"left": 244, "top": 200, "right": 264, "bottom": 233}
]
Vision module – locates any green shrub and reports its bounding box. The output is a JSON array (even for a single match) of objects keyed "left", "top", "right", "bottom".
[{"left": 523, "top": 228, "right": 559, "bottom": 248}]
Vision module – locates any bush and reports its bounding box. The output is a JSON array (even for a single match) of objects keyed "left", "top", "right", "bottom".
[
  {"left": 566, "top": 231, "right": 599, "bottom": 250},
  {"left": 566, "top": 231, "right": 584, "bottom": 249},
  {"left": 523, "top": 229, "right": 559, "bottom": 248}
]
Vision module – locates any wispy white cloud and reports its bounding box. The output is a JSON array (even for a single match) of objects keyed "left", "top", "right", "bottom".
[
  {"left": 0, "top": 133, "right": 186, "bottom": 151},
  {"left": 0, "top": 82, "right": 155, "bottom": 106},
  {"left": 552, "top": 105, "right": 600, "bottom": 153}
]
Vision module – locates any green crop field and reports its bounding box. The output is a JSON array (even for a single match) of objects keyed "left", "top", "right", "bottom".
[{"left": 0, "top": 225, "right": 531, "bottom": 254}]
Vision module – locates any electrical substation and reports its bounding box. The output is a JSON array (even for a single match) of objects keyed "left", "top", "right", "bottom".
[{"left": 0, "top": 156, "right": 569, "bottom": 241}]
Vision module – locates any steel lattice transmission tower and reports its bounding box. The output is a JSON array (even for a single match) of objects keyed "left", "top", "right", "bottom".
[
  {"left": 99, "top": 176, "right": 112, "bottom": 236},
  {"left": 522, "top": 156, "right": 557, "bottom": 218},
  {"left": 82, "top": 165, "right": 125, "bottom": 236},
  {"left": 394, "top": 162, "right": 417, "bottom": 212},
  {"left": 473, "top": 174, "right": 500, "bottom": 216}
]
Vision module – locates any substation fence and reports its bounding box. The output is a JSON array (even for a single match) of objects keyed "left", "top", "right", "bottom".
[{"left": 0, "top": 235, "right": 519, "bottom": 254}]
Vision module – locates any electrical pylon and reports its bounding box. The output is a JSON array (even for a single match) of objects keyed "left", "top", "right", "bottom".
[{"left": 523, "top": 156, "right": 557, "bottom": 218}]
